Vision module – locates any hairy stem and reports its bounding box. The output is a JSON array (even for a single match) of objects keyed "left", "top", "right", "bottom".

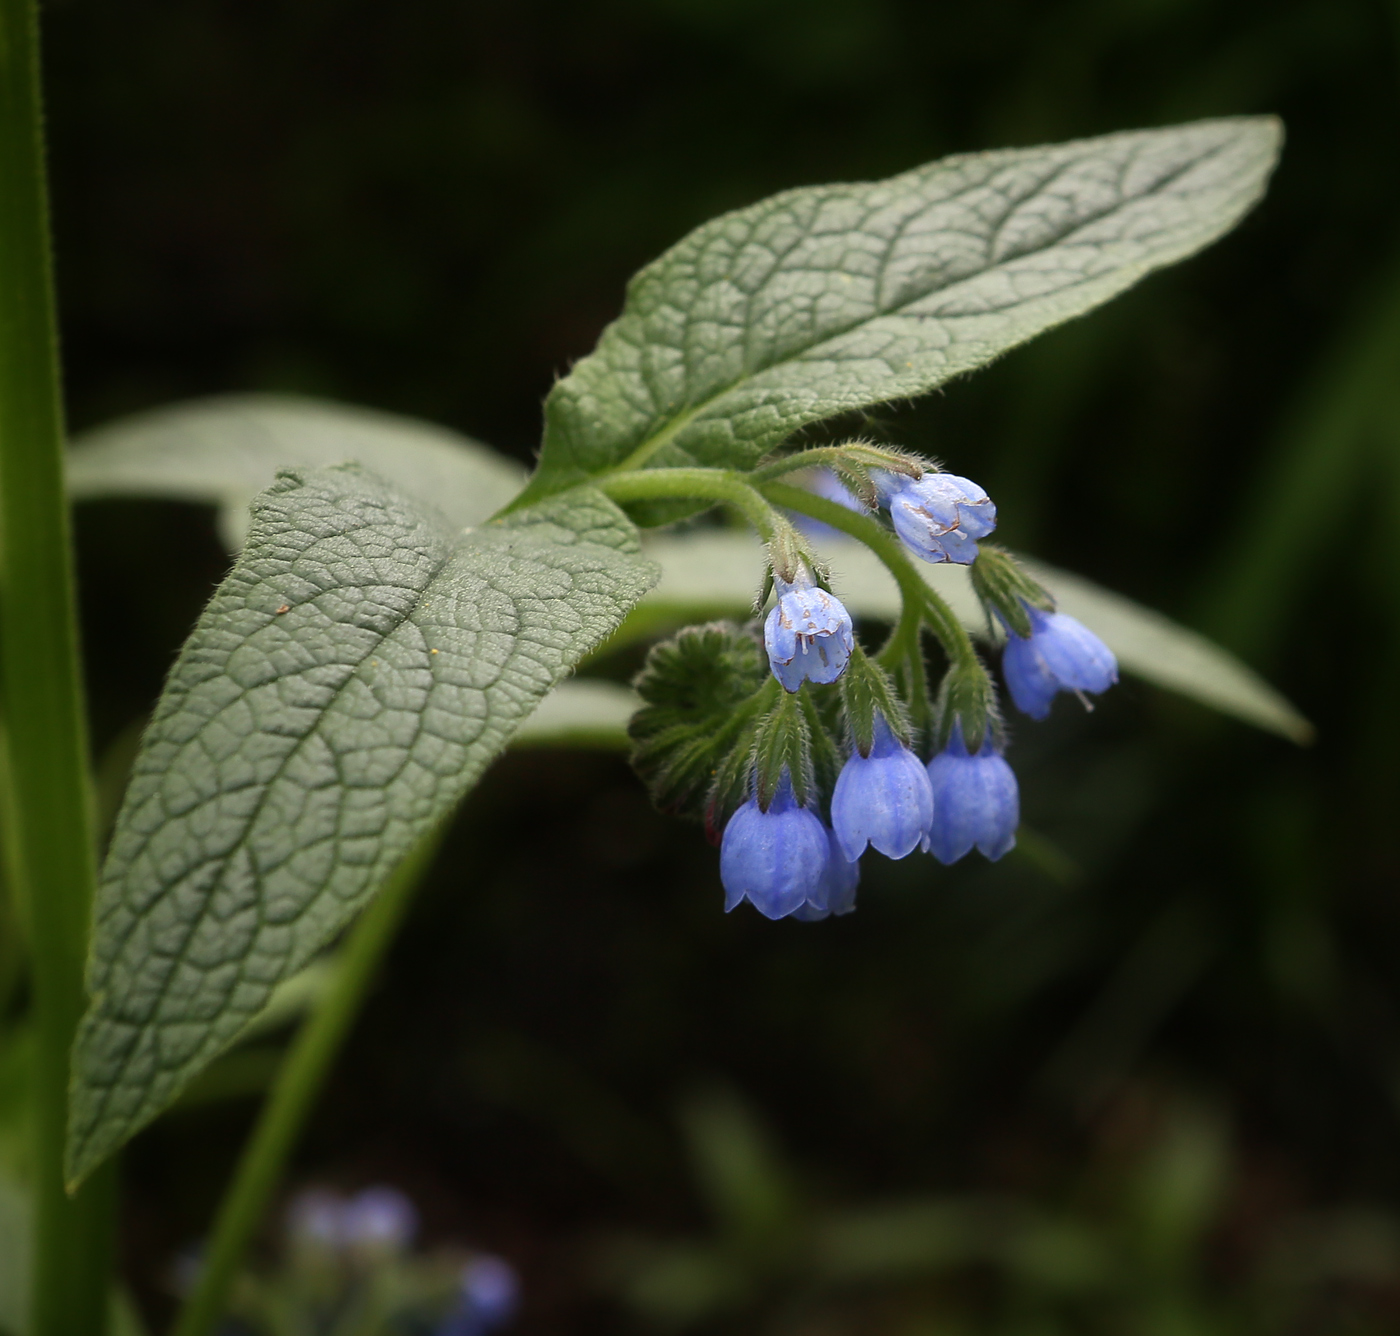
[
  {"left": 599, "top": 468, "right": 781, "bottom": 540},
  {"left": 172, "top": 828, "right": 445, "bottom": 1336},
  {"left": 0, "top": 0, "right": 117, "bottom": 1326},
  {"left": 760, "top": 481, "right": 981, "bottom": 672}
]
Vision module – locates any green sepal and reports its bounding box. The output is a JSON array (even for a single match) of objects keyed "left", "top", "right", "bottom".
[
  {"left": 752, "top": 690, "right": 813, "bottom": 811},
  {"left": 970, "top": 545, "right": 1055, "bottom": 638},
  {"left": 931, "top": 657, "right": 1002, "bottom": 754},
  {"left": 629, "top": 622, "right": 770, "bottom": 821},
  {"left": 706, "top": 709, "right": 766, "bottom": 837},
  {"left": 796, "top": 685, "right": 844, "bottom": 822},
  {"left": 839, "top": 646, "right": 911, "bottom": 756}
]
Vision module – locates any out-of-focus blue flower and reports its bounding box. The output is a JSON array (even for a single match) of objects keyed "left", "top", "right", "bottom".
[
  {"left": 343, "top": 1186, "right": 418, "bottom": 1253},
  {"left": 830, "top": 717, "right": 934, "bottom": 861},
  {"left": 792, "top": 828, "right": 859, "bottom": 920},
  {"left": 720, "top": 775, "right": 831, "bottom": 919},
  {"left": 790, "top": 467, "right": 866, "bottom": 542},
  {"left": 763, "top": 567, "right": 854, "bottom": 691},
  {"left": 285, "top": 1189, "right": 346, "bottom": 1251},
  {"left": 435, "top": 1255, "right": 521, "bottom": 1336},
  {"left": 1001, "top": 604, "right": 1118, "bottom": 719},
  {"left": 876, "top": 471, "right": 996, "bottom": 564},
  {"left": 925, "top": 727, "right": 1019, "bottom": 863}
]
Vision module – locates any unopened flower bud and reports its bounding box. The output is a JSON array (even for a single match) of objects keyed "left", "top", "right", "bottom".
[
  {"left": 763, "top": 566, "right": 854, "bottom": 691},
  {"left": 876, "top": 471, "right": 996, "bottom": 565}
]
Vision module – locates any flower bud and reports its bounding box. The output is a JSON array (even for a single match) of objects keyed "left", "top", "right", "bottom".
[
  {"left": 876, "top": 471, "right": 996, "bottom": 565},
  {"left": 763, "top": 566, "right": 854, "bottom": 691}
]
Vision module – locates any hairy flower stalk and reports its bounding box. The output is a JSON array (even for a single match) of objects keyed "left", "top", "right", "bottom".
[
  {"left": 763, "top": 564, "right": 855, "bottom": 691},
  {"left": 1000, "top": 602, "right": 1118, "bottom": 719},
  {"left": 925, "top": 726, "right": 1019, "bottom": 863}
]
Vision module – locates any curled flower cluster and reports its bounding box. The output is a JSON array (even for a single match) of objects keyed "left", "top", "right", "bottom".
[{"left": 629, "top": 449, "right": 1121, "bottom": 923}]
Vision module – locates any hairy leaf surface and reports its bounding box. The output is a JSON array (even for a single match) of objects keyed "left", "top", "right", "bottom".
[
  {"left": 67, "top": 465, "right": 656, "bottom": 1184},
  {"left": 521, "top": 118, "right": 1280, "bottom": 502}
]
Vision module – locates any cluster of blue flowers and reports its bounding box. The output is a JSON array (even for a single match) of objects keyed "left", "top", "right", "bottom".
[{"left": 720, "top": 466, "right": 1118, "bottom": 921}]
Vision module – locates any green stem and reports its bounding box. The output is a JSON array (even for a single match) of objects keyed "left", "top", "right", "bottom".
[
  {"left": 0, "top": 1, "right": 117, "bottom": 1328},
  {"left": 760, "top": 481, "right": 981, "bottom": 672},
  {"left": 749, "top": 446, "right": 861, "bottom": 482},
  {"left": 599, "top": 468, "right": 781, "bottom": 540},
  {"left": 172, "top": 828, "right": 445, "bottom": 1336}
]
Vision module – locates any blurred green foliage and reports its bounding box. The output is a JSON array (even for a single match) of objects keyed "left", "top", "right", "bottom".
[{"left": 17, "top": 0, "right": 1400, "bottom": 1330}]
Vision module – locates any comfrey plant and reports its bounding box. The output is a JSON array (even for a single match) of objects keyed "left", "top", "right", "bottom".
[{"left": 0, "top": 34, "right": 1291, "bottom": 1332}]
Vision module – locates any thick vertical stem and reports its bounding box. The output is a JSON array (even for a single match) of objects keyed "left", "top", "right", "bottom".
[{"left": 0, "top": 0, "right": 116, "bottom": 1328}]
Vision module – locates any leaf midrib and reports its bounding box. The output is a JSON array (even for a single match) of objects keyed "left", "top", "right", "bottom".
[
  {"left": 77, "top": 515, "right": 462, "bottom": 1169},
  {"left": 609, "top": 136, "right": 1227, "bottom": 475}
]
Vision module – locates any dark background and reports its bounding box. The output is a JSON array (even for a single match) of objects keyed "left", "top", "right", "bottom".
[{"left": 40, "top": 0, "right": 1400, "bottom": 1330}]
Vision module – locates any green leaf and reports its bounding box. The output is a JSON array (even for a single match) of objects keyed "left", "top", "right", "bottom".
[
  {"left": 68, "top": 393, "right": 526, "bottom": 548},
  {"left": 616, "top": 530, "right": 1310, "bottom": 744},
  {"left": 521, "top": 117, "right": 1281, "bottom": 501},
  {"left": 66, "top": 465, "right": 657, "bottom": 1185}
]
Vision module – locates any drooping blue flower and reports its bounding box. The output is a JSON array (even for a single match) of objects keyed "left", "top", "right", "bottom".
[
  {"left": 435, "top": 1255, "right": 520, "bottom": 1336},
  {"left": 1001, "top": 604, "right": 1118, "bottom": 719},
  {"left": 790, "top": 467, "right": 867, "bottom": 542},
  {"left": 792, "top": 829, "right": 860, "bottom": 921},
  {"left": 720, "top": 775, "right": 831, "bottom": 919},
  {"left": 875, "top": 471, "right": 996, "bottom": 564},
  {"left": 830, "top": 716, "right": 934, "bottom": 861},
  {"left": 925, "top": 727, "right": 1019, "bottom": 864},
  {"left": 763, "top": 566, "right": 854, "bottom": 691},
  {"left": 342, "top": 1186, "right": 418, "bottom": 1253}
]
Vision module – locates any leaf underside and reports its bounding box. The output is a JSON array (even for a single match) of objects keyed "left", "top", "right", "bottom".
[
  {"left": 67, "top": 393, "right": 526, "bottom": 549},
  {"left": 67, "top": 465, "right": 656, "bottom": 1185},
  {"left": 521, "top": 117, "right": 1281, "bottom": 503}
]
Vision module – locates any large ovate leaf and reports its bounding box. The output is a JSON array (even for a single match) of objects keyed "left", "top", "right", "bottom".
[
  {"left": 520, "top": 118, "right": 1281, "bottom": 501},
  {"left": 68, "top": 393, "right": 526, "bottom": 547},
  {"left": 611, "top": 530, "right": 1309, "bottom": 744},
  {"left": 66, "top": 465, "right": 657, "bottom": 1185}
]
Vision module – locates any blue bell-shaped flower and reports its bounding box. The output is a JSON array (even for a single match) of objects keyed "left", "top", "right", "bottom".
[
  {"left": 720, "top": 774, "right": 831, "bottom": 919},
  {"left": 791, "top": 828, "right": 860, "bottom": 921},
  {"left": 925, "top": 726, "right": 1019, "bottom": 863},
  {"left": 830, "top": 716, "right": 934, "bottom": 861},
  {"left": 1001, "top": 604, "right": 1117, "bottom": 719}
]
